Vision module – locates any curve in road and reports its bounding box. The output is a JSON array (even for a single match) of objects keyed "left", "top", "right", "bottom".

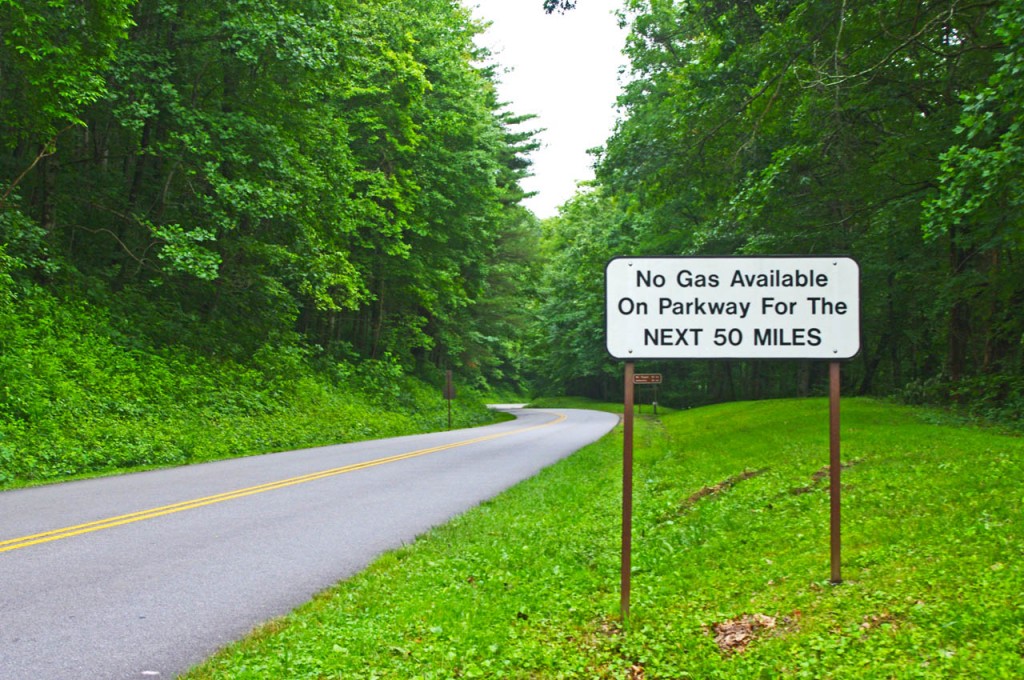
[{"left": 0, "top": 407, "right": 617, "bottom": 679}]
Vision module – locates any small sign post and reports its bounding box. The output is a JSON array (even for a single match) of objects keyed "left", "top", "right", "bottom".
[
  {"left": 443, "top": 370, "right": 455, "bottom": 430},
  {"left": 606, "top": 256, "right": 860, "bottom": 620},
  {"left": 633, "top": 374, "right": 662, "bottom": 415}
]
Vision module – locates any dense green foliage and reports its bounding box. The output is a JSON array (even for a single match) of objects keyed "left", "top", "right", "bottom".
[
  {"left": 1, "top": 0, "right": 541, "bottom": 482},
  {"left": 531, "top": 0, "right": 1023, "bottom": 421},
  {"left": 183, "top": 399, "right": 1024, "bottom": 678},
  {"left": 1, "top": 0, "right": 540, "bottom": 376},
  {"left": 0, "top": 284, "right": 502, "bottom": 487}
]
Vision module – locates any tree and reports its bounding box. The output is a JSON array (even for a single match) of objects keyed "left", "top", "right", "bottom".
[
  {"left": 0, "top": 0, "right": 133, "bottom": 230},
  {"left": 0, "top": 0, "right": 134, "bottom": 145},
  {"left": 528, "top": 189, "right": 628, "bottom": 398},
  {"left": 922, "top": 0, "right": 1024, "bottom": 397},
  {"left": 543, "top": 1, "right": 577, "bottom": 13}
]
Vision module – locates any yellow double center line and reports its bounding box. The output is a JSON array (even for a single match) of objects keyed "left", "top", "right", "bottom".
[{"left": 1, "top": 413, "right": 567, "bottom": 554}]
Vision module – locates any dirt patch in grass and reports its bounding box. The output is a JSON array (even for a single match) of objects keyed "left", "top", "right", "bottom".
[
  {"left": 681, "top": 468, "right": 769, "bottom": 510},
  {"left": 710, "top": 613, "right": 778, "bottom": 654},
  {"left": 788, "top": 459, "right": 861, "bottom": 495}
]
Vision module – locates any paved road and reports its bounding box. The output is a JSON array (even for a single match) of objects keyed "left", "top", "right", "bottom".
[{"left": 0, "top": 408, "right": 617, "bottom": 679}]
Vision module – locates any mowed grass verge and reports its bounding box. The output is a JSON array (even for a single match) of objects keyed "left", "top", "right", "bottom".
[{"left": 185, "top": 398, "right": 1024, "bottom": 679}]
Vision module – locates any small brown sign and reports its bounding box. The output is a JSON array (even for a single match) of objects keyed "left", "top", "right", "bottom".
[{"left": 633, "top": 373, "right": 663, "bottom": 385}]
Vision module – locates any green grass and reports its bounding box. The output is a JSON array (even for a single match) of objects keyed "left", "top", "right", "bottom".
[
  {"left": 528, "top": 395, "right": 674, "bottom": 417},
  {"left": 184, "top": 398, "right": 1024, "bottom": 679},
  {"left": 527, "top": 395, "right": 626, "bottom": 413}
]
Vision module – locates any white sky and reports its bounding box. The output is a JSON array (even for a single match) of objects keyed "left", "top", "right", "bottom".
[{"left": 470, "top": 0, "right": 628, "bottom": 219}]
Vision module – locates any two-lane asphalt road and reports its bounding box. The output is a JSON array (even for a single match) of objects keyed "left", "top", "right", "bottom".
[{"left": 0, "top": 408, "right": 618, "bottom": 679}]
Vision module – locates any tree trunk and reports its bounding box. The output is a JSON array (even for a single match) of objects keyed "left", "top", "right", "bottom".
[{"left": 947, "top": 225, "right": 970, "bottom": 388}]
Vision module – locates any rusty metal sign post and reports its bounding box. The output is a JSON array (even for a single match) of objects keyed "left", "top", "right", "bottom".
[
  {"left": 443, "top": 370, "right": 456, "bottom": 430},
  {"left": 829, "top": 361, "right": 842, "bottom": 584},
  {"left": 607, "top": 256, "right": 860, "bottom": 622},
  {"left": 621, "top": 370, "right": 662, "bottom": 617},
  {"left": 621, "top": 363, "right": 636, "bottom": 621}
]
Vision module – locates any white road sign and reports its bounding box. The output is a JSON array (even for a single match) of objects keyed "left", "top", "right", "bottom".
[{"left": 606, "top": 256, "right": 860, "bottom": 360}]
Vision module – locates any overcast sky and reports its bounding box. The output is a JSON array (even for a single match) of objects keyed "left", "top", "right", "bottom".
[{"left": 470, "top": 0, "right": 628, "bottom": 219}]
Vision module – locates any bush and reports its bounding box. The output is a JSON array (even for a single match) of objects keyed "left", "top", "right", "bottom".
[
  {"left": 952, "top": 373, "right": 1024, "bottom": 424},
  {"left": 897, "top": 373, "right": 1023, "bottom": 430}
]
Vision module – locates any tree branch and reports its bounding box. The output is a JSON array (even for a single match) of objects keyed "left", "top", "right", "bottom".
[{"left": 0, "top": 126, "right": 74, "bottom": 209}]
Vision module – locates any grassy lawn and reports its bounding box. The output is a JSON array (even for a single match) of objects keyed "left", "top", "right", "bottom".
[{"left": 185, "top": 398, "right": 1024, "bottom": 679}]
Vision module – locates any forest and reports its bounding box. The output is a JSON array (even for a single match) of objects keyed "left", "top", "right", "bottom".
[
  {"left": 0, "top": 0, "right": 541, "bottom": 481},
  {"left": 533, "top": 0, "right": 1024, "bottom": 418},
  {"left": 1, "top": 0, "right": 1021, "bottom": 482}
]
